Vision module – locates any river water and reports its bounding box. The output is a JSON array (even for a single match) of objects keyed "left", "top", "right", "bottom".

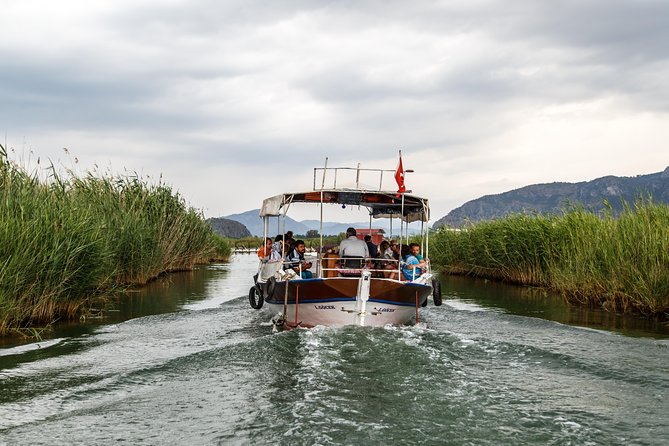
[{"left": 1, "top": 255, "right": 668, "bottom": 445}]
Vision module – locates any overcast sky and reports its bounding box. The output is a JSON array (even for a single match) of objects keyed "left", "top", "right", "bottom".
[{"left": 1, "top": 0, "right": 668, "bottom": 222}]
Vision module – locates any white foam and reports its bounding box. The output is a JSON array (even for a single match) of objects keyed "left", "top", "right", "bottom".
[{"left": 0, "top": 338, "right": 65, "bottom": 357}]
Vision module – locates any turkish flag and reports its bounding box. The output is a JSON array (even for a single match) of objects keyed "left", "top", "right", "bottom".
[{"left": 395, "top": 153, "right": 406, "bottom": 196}]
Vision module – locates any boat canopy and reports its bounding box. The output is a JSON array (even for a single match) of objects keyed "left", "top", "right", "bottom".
[{"left": 259, "top": 189, "right": 429, "bottom": 223}]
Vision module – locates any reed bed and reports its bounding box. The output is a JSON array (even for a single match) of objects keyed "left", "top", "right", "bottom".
[
  {"left": 431, "top": 202, "right": 669, "bottom": 316},
  {"left": 0, "top": 145, "right": 230, "bottom": 334}
]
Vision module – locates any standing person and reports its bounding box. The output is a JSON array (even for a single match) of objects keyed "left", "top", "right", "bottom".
[
  {"left": 338, "top": 227, "right": 369, "bottom": 268},
  {"left": 364, "top": 235, "right": 378, "bottom": 258},
  {"left": 257, "top": 237, "right": 272, "bottom": 260},
  {"left": 285, "top": 239, "right": 313, "bottom": 279}
]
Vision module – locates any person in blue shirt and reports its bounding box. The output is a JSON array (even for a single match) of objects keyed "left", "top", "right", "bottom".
[{"left": 401, "top": 243, "right": 426, "bottom": 281}]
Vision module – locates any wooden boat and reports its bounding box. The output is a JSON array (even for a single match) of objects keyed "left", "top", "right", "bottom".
[{"left": 249, "top": 160, "right": 442, "bottom": 328}]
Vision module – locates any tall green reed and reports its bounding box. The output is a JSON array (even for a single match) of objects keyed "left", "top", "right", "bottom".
[
  {"left": 431, "top": 201, "right": 669, "bottom": 316},
  {"left": 0, "top": 145, "right": 228, "bottom": 333}
]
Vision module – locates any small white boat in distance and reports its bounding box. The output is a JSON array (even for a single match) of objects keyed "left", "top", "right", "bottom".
[{"left": 249, "top": 159, "right": 442, "bottom": 329}]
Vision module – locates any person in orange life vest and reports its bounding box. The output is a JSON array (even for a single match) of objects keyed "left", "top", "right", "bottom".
[{"left": 257, "top": 237, "right": 272, "bottom": 260}]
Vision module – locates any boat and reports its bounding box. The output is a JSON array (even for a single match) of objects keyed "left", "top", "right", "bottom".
[{"left": 248, "top": 157, "right": 442, "bottom": 329}]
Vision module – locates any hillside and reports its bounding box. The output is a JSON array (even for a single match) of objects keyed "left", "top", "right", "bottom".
[
  {"left": 434, "top": 167, "right": 669, "bottom": 228},
  {"left": 224, "top": 210, "right": 310, "bottom": 237},
  {"left": 225, "top": 210, "right": 420, "bottom": 237},
  {"left": 207, "top": 217, "right": 252, "bottom": 238}
]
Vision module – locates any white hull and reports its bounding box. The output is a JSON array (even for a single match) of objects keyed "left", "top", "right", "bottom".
[{"left": 264, "top": 300, "right": 418, "bottom": 328}]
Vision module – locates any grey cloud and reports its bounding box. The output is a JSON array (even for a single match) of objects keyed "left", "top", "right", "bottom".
[{"left": 1, "top": 0, "right": 668, "bottom": 217}]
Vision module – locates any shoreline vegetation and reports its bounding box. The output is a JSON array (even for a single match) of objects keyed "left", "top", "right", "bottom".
[
  {"left": 0, "top": 144, "right": 230, "bottom": 336},
  {"left": 431, "top": 201, "right": 669, "bottom": 318}
]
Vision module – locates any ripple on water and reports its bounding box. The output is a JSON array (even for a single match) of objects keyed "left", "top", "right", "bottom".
[{"left": 1, "top": 256, "right": 668, "bottom": 444}]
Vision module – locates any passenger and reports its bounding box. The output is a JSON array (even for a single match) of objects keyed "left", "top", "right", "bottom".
[
  {"left": 402, "top": 243, "right": 426, "bottom": 281},
  {"left": 257, "top": 237, "right": 272, "bottom": 260},
  {"left": 408, "top": 242, "right": 426, "bottom": 268},
  {"left": 338, "top": 227, "right": 369, "bottom": 269},
  {"left": 364, "top": 235, "right": 378, "bottom": 258},
  {"left": 270, "top": 235, "right": 284, "bottom": 261},
  {"left": 386, "top": 240, "right": 401, "bottom": 280},
  {"left": 400, "top": 243, "right": 411, "bottom": 261},
  {"left": 284, "top": 234, "right": 295, "bottom": 256},
  {"left": 285, "top": 239, "right": 313, "bottom": 279},
  {"left": 379, "top": 240, "right": 395, "bottom": 278},
  {"left": 380, "top": 240, "right": 393, "bottom": 259}
]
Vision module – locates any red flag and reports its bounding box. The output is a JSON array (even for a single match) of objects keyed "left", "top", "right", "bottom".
[{"left": 395, "top": 153, "right": 406, "bottom": 196}]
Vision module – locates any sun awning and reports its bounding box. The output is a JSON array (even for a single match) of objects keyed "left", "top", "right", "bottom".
[{"left": 259, "top": 190, "right": 429, "bottom": 222}]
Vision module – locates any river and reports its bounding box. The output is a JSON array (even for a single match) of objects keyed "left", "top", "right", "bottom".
[{"left": 1, "top": 255, "right": 668, "bottom": 445}]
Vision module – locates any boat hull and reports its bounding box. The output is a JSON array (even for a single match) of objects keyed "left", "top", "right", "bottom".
[{"left": 264, "top": 277, "right": 432, "bottom": 327}]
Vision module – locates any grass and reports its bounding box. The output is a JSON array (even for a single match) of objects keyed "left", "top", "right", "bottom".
[
  {"left": 431, "top": 201, "right": 669, "bottom": 316},
  {"left": 0, "top": 144, "right": 231, "bottom": 334}
]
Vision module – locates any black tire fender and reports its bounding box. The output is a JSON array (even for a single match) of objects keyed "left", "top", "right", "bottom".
[
  {"left": 431, "top": 278, "right": 443, "bottom": 306},
  {"left": 249, "top": 286, "right": 264, "bottom": 309}
]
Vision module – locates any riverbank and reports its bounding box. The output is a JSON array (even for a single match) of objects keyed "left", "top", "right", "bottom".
[
  {"left": 431, "top": 201, "right": 669, "bottom": 318},
  {"left": 0, "top": 144, "right": 230, "bottom": 335}
]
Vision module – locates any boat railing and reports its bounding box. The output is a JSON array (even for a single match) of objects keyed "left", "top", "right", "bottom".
[
  {"left": 259, "top": 255, "right": 430, "bottom": 281},
  {"left": 319, "top": 256, "right": 430, "bottom": 279},
  {"left": 313, "top": 166, "right": 398, "bottom": 192}
]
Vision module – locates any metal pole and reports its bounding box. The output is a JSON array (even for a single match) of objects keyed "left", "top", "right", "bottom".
[
  {"left": 356, "top": 163, "right": 361, "bottom": 189},
  {"left": 421, "top": 219, "right": 424, "bottom": 256},
  {"left": 398, "top": 193, "right": 405, "bottom": 280},
  {"left": 424, "top": 200, "right": 429, "bottom": 263},
  {"left": 321, "top": 157, "right": 328, "bottom": 189},
  {"left": 319, "top": 190, "right": 324, "bottom": 278}
]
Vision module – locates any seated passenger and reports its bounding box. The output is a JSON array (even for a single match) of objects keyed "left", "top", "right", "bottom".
[
  {"left": 257, "top": 237, "right": 272, "bottom": 260},
  {"left": 284, "top": 234, "right": 295, "bottom": 256},
  {"left": 338, "top": 227, "right": 369, "bottom": 269},
  {"left": 401, "top": 243, "right": 426, "bottom": 281},
  {"left": 285, "top": 239, "right": 313, "bottom": 279},
  {"left": 384, "top": 240, "right": 401, "bottom": 280},
  {"left": 408, "top": 242, "right": 426, "bottom": 268},
  {"left": 269, "top": 235, "right": 284, "bottom": 262}
]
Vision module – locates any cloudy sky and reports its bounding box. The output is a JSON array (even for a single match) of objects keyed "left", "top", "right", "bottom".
[{"left": 1, "top": 0, "right": 668, "bottom": 222}]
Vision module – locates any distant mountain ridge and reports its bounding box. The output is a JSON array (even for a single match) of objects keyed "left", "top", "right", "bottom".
[
  {"left": 434, "top": 167, "right": 669, "bottom": 228},
  {"left": 224, "top": 209, "right": 420, "bottom": 237}
]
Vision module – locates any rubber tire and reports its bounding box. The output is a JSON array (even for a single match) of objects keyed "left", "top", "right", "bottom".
[
  {"left": 431, "top": 278, "right": 443, "bottom": 306},
  {"left": 263, "top": 277, "right": 276, "bottom": 300},
  {"left": 249, "top": 286, "right": 264, "bottom": 309}
]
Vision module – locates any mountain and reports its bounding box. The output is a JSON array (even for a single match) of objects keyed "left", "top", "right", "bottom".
[
  {"left": 224, "top": 209, "right": 310, "bottom": 237},
  {"left": 225, "top": 210, "right": 420, "bottom": 237},
  {"left": 434, "top": 167, "right": 669, "bottom": 228},
  {"left": 207, "top": 217, "right": 251, "bottom": 238}
]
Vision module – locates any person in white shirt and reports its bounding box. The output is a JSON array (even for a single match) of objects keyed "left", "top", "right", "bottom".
[{"left": 338, "top": 227, "right": 369, "bottom": 269}]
